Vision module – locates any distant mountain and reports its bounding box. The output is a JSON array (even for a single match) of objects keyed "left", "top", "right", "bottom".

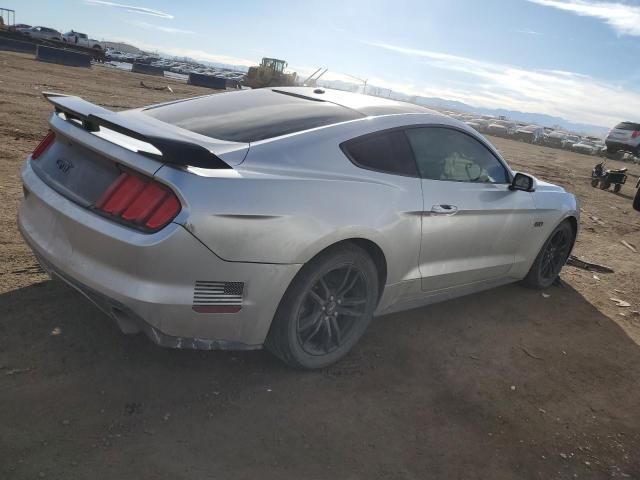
[
  {"left": 318, "top": 79, "right": 609, "bottom": 138},
  {"left": 409, "top": 96, "right": 609, "bottom": 138}
]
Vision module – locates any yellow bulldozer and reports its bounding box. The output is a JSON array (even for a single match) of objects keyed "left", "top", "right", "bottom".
[{"left": 244, "top": 57, "right": 297, "bottom": 88}]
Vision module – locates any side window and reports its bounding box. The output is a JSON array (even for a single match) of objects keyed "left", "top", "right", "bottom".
[
  {"left": 405, "top": 127, "right": 509, "bottom": 183},
  {"left": 342, "top": 130, "right": 418, "bottom": 177}
]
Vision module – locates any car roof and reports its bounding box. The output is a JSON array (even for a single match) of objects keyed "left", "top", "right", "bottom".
[{"left": 271, "top": 87, "right": 437, "bottom": 117}]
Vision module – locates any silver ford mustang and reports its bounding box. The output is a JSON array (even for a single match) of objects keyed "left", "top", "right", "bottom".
[{"left": 18, "top": 87, "right": 579, "bottom": 368}]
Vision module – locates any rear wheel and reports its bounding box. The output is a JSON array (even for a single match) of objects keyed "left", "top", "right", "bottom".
[
  {"left": 600, "top": 181, "right": 611, "bottom": 190},
  {"left": 266, "top": 244, "right": 378, "bottom": 369},
  {"left": 614, "top": 184, "right": 622, "bottom": 194},
  {"left": 523, "top": 221, "right": 574, "bottom": 289}
]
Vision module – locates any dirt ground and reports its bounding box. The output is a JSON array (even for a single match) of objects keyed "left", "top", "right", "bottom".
[{"left": 1, "top": 51, "right": 639, "bottom": 480}]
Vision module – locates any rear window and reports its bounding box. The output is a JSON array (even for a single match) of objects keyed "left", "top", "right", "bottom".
[
  {"left": 615, "top": 122, "right": 640, "bottom": 131},
  {"left": 143, "top": 89, "right": 364, "bottom": 143},
  {"left": 341, "top": 130, "right": 418, "bottom": 177}
]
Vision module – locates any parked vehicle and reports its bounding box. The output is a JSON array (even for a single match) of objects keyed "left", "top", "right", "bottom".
[
  {"left": 513, "top": 125, "right": 544, "bottom": 144},
  {"left": 14, "top": 23, "right": 32, "bottom": 32},
  {"left": 62, "top": 30, "right": 102, "bottom": 49},
  {"left": 605, "top": 121, "right": 640, "bottom": 155},
  {"left": 18, "top": 87, "right": 579, "bottom": 368},
  {"left": 572, "top": 139, "right": 599, "bottom": 155},
  {"left": 23, "top": 26, "right": 62, "bottom": 42},
  {"left": 561, "top": 135, "right": 579, "bottom": 149},
  {"left": 591, "top": 160, "right": 627, "bottom": 193},
  {"left": 486, "top": 120, "right": 517, "bottom": 137},
  {"left": 464, "top": 118, "right": 489, "bottom": 133},
  {"left": 544, "top": 131, "right": 567, "bottom": 148}
]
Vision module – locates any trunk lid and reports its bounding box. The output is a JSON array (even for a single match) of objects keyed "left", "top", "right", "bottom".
[{"left": 31, "top": 92, "right": 248, "bottom": 210}]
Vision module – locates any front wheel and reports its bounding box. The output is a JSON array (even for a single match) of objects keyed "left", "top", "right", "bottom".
[
  {"left": 591, "top": 178, "right": 599, "bottom": 187},
  {"left": 614, "top": 184, "right": 622, "bottom": 194},
  {"left": 266, "top": 244, "right": 379, "bottom": 369},
  {"left": 600, "top": 181, "right": 611, "bottom": 190},
  {"left": 522, "top": 221, "right": 574, "bottom": 289}
]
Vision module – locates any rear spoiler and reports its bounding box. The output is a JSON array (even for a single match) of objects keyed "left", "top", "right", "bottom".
[{"left": 43, "top": 92, "right": 231, "bottom": 169}]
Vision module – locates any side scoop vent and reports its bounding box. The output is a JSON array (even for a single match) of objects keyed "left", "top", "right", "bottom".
[{"left": 192, "top": 281, "right": 244, "bottom": 313}]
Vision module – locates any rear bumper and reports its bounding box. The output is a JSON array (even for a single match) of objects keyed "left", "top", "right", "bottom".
[
  {"left": 18, "top": 159, "right": 301, "bottom": 349},
  {"left": 605, "top": 140, "right": 638, "bottom": 153}
]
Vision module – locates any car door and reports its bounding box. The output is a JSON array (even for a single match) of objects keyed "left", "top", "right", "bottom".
[{"left": 404, "top": 126, "right": 537, "bottom": 292}]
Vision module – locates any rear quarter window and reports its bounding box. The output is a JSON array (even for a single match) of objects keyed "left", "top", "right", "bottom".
[{"left": 341, "top": 130, "right": 418, "bottom": 177}]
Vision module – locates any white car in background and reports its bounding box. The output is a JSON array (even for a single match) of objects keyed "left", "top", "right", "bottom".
[
  {"left": 62, "top": 31, "right": 102, "bottom": 49},
  {"left": 572, "top": 140, "right": 599, "bottom": 155},
  {"left": 464, "top": 118, "right": 490, "bottom": 133},
  {"left": 486, "top": 120, "right": 517, "bottom": 137},
  {"left": 561, "top": 135, "right": 580, "bottom": 150}
]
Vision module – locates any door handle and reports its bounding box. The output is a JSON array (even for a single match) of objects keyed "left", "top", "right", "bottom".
[{"left": 430, "top": 204, "right": 459, "bottom": 215}]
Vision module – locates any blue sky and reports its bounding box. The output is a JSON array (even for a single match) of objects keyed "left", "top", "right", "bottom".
[{"left": 5, "top": 0, "right": 640, "bottom": 126}]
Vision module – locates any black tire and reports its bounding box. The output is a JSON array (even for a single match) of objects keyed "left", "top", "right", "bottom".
[
  {"left": 614, "top": 184, "right": 622, "bottom": 194},
  {"left": 522, "top": 221, "right": 574, "bottom": 289},
  {"left": 607, "top": 146, "right": 618, "bottom": 154},
  {"left": 600, "top": 181, "right": 611, "bottom": 190},
  {"left": 265, "top": 243, "right": 379, "bottom": 369},
  {"left": 633, "top": 186, "right": 640, "bottom": 212},
  {"left": 591, "top": 178, "right": 599, "bottom": 188}
]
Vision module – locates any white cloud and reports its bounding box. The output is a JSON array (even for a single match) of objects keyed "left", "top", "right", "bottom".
[
  {"left": 514, "top": 29, "right": 542, "bottom": 35},
  {"left": 527, "top": 0, "right": 640, "bottom": 36},
  {"left": 84, "top": 0, "right": 174, "bottom": 19},
  {"left": 127, "top": 20, "right": 195, "bottom": 35},
  {"left": 364, "top": 41, "right": 640, "bottom": 127}
]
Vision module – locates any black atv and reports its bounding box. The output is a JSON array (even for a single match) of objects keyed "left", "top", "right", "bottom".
[{"left": 591, "top": 160, "right": 628, "bottom": 193}]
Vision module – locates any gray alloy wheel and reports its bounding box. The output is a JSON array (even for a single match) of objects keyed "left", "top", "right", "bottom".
[
  {"left": 266, "top": 244, "right": 378, "bottom": 369},
  {"left": 523, "top": 221, "right": 574, "bottom": 289}
]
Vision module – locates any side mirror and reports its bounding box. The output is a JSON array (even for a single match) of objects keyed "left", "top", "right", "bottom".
[{"left": 509, "top": 172, "right": 535, "bottom": 192}]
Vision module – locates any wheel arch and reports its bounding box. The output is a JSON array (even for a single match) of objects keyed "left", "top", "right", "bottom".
[{"left": 299, "top": 237, "right": 388, "bottom": 303}]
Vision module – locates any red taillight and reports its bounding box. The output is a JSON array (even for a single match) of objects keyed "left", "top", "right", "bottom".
[
  {"left": 31, "top": 131, "right": 56, "bottom": 160},
  {"left": 95, "top": 170, "right": 181, "bottom": 231},
  {"left": 632, "top": 131, "right": 640, "bottom": 138}
]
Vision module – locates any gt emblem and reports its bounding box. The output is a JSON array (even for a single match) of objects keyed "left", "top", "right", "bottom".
[
  {"left": 56, "top": 158, "right": 74, "bottom": 173},
  {"left": 534, "top": 221, "right": 544, "bottom": 227}
]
